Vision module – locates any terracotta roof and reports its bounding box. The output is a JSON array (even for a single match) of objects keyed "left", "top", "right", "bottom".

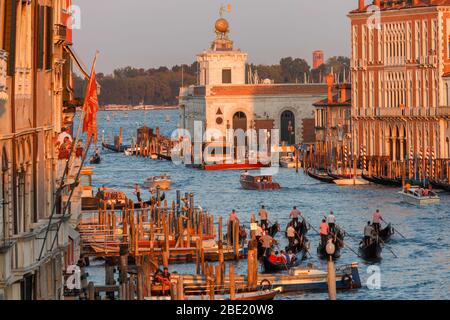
[
  {"left": 313, "top": 94, "right": 351, "bottom": 107},
  {"left": 349, "top": 1, "right": 450, "bottom": 14},
  {"left": 209, "top": 84, "right": 328, "bottom": 96}
]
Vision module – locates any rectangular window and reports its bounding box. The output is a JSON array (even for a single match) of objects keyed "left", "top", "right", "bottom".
[
  {"left": 45, "top": 6, "right": 53, "bottom": 70},
  {"left": 3, "top": 0, "right": 17, "bottom": 75},
  {"left": 37, "top": 5, "right": 45, "bottom": 69},
  {"left": 222, "top": 68, "right": 231, "bottom": 84}
]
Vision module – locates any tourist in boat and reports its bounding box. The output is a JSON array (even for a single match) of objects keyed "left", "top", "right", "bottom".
[
  {"left": 276, "top": 251, "right": 287, "bottom": 264},
  {"left": 364, "top": 221, "right": 374, "bottom": 246},
  {"left": 286, "top": 223, "right": 296, "bottom": 249},
  {"left": 327, "top": 211, "right": 336, "bottom": 234},
  {"left": 281, "top": 250, "right": 290, "bottom": 264},
  {"left": 372, "top": 209, "right": 383, "bottom": 233},
  {"left": 319, "top": 219, "right": 330, "bottom": 246},
  {"left": 259, "top": 233, "right": 275, "bottom": 256},
  {"left": 259, "top": 205, "right": 269, "bottom": 229},
  {"left": 239, "top": 225, "right": 247, "bottom": 246},
  {"left": 162, "top": 267, "right": 171, "bottom": 282},
  {"left": 133, "top": 183, "right": 142, "bottom": 202},
  {"left": 267, "top": 250, "right": 278, "bottom": 263},
  {"left": 289, "top": 206, "right": 302, "bottom": 227}
]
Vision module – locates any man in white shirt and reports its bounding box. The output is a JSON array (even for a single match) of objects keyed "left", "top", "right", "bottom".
[
  {"left": 327, "top": 211, "right": 336, "bottom": 233},
  {"left": 286, "top": 223, "right": 296, "bottom": 249}
]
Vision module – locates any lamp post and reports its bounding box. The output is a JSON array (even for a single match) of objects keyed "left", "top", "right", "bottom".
[{"left": 326, "top": 239, "right": 337, "bottom": 300}]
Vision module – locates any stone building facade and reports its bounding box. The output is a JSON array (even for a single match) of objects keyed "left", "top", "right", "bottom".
[
  {"left": 349, "top": 0, "right": 450, "bottom": 161},
  {"left": 0, "top": 0, "right": 81, "bottom": 300},
  {"left": 179, "top": 17, "right": 328, "bottom": 146},
  {"left": 313, "top": 74, "right": 352, "bottom": 164}
]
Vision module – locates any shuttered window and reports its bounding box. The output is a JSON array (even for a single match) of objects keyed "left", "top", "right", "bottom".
[
  {"left": 37, "top": 5, "right": 44, "bottom": 69},
  {"left": 45, "top": 6, "right": 53, "bottom": 70},
  {"left": 222, "top": 69, "right": 232, "bottom": 84},
  {"left": 3, "top": 0, "right": 17, "bottom": 75}
]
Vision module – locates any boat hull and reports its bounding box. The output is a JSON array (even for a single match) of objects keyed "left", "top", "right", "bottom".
[
  {"left": 358, "top": 241, "right": 382, "bottom": 260},
  {"left": 240, "top": 180, "right": 281, "bottom": 190},
  {"left": 399, "top": 191, "right": 440, "bottom": 205},
  {"left": 307, "top": 168, "right": 336, "bottom": 184}
]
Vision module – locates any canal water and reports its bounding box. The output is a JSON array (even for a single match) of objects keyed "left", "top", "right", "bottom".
[{"left": 78, "top": 109, "right": 450, "bottom": 300}]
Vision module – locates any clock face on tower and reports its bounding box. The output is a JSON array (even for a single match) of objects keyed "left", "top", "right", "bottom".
[{"left": 216, "top": 117, "right": 223, "bottom": 125}]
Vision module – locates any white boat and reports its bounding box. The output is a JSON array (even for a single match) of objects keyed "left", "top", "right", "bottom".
[
  {"left": 280, "top": 154, "right": 297, "bottom": 168},
  {"left": 165, "top": 115, "right": 171, "bottom": 123},
  {"left": 399, "top": 187, "right": 440, "bottom": 205},
  {"left": 144, "top": 175, "right": 172, "bottom": 191}
]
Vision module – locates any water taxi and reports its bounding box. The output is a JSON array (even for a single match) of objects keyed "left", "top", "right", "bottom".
[
  {"left": 240, "top": 173, "right": 281, "bottom": 190},
  {"left": 399, "top": 187, "right": 440, "bottom": 205},
  {"left": 279, "top": 153, "right": 297, "bottom": 168},
  {"left": 144, "top": 175, "right": 172, "bottom": 191}
]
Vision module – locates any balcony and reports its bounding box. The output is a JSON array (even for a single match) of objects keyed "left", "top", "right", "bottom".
[{"left": 54, "top": 24, "right": 67, "bottom": 45}]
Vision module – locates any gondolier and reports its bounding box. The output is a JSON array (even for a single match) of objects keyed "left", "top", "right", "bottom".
[
  {"left": 289, "top": 206, "right": 302, "bottom": 227},
  {"left": 134, "top": 183, "right": 142, "bottom": 202},
  {"left": 319, "top": 219, "right": 329, "bottom": 246},
  {"left": 259, "top": 205, "right": 269, "bottom": 229},
  {"left": 286, "top": 223, "right": 296, "bottom": 249},
  {"left": 259, "top": 233, "right": 275, "bottom": 256},
  {"left": 372, "top": 209, "right": 383, "bottom": 233},
  {"left": 327, "top": 211, "right": 336, "bottom": 233},
  {"left": 363, "top": 221, "right": 374, "bottom": 246}
]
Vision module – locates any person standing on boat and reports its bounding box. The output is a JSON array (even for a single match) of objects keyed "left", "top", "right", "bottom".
[
  {"left": 372, "top": 209, "right": 383, "bottom": 233},
  {"left": 255, "top": 223, "right": 263, "bottom": 242},
  {"left": 319, "top": 219, "right": 329, "bottom": 246},
  {"left": 327, "top": 211, "right": 336, "bottom": 234},
  {"left": 134, "top": 183, "right": 142, "bottom": 203},
  {"left": 259, "top": 205, "right": 269, "bottom": 229},
  {"left": 259, "top": 233, "right": 275, "bottom": 256},
  {"left": 364, "top": 221, "right": 374, "bottom": 246},
  {"left": 228, "top": 209, "right": 239, "bottom": 245},
  {"left": 289, "top": 206, "right": 302, "bottom": 228},
  {"left": 286, "top": 223, "right": 296, "bottom": 250}
]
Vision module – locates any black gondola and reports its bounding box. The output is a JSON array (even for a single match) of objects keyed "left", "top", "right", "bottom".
[
  {"left": 431, "top": 179, "right": 450, "bottom": 192},
  {"left": 317, "top": 226, "right": 345, "bottom": 260},
  {"left": 307, "top": 168, "right": 336, "bottom": 184},
  {"left": 378, "top": 223, "right": 394, "bottom": 242},
  {"left": 89, "top": 154, "right": 101, "bottom": 164},
  {"left": 361, "top": 174, "right": 402, "bottom": 187},
  {"left": 358, "top": 238, "right": 383, "bottom": 260},
  {"left": 262, "top": 255, "right": 300, "bottom": 273},
  {"left": 327, "top": 170, "right": 355, "bottom": 180}
]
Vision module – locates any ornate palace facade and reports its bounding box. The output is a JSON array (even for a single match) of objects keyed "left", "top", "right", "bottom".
[
  {"left": 349, "top": 0, "right": 450, "bottom": 161},
  {"left": 0, "top": 0, "right": 81, "bottom": 300}
]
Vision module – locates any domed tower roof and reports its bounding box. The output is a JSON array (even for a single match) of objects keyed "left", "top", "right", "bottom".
[{"left": 211, "top": 6, "right": 234, "bottom": 51}]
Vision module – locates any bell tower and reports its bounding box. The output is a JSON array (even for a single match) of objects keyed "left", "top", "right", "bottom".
[{"left": 197, "top": 7, "right": 247, "bottom": 86}]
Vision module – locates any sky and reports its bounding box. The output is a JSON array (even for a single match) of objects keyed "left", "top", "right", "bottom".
[{"left": 73, "top": 0, "right": 355, "bottom": 74}]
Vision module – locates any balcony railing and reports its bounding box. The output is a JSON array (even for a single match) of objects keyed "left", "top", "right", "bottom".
[
  {"left": 355, "top": 107, "right": 450, "bottom": 118},
  {"left": 54, "top": 24, "right": 67, "bottom": 45}
]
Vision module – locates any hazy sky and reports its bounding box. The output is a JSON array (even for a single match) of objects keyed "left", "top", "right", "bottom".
[{"left": 73, "top": 0, "right": 355, "bottom": 74}]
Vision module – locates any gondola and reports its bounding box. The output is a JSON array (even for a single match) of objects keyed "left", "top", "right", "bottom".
[
  {"left": 89, "top": 154, "right": 101, "bottom": 164},
  {"left": 307, "top": 168, "right": 336, "bottom": 184},
  {"left": 317, "top": 227, "right": 345, "bottom": 260},
  {"left": 317, "top": 239, "right": 342, "bottom": 260},
  {"left": 378, "top": 223, "right": 394, "bottom": 242},
  {"left": 358, "top": 238, "right": 382, "bottom": 260},
  {"left": 361, "top": 174, "right": 402, "bottom": 187},
  {"left": 327, "top": 170, "right": 355, "bottom": 180},
  {"left": 262, "top": 255, "right": 300, "bottom": 273},
  {"left": 431, "top": 179, "right": 450, "bottom": 192}
]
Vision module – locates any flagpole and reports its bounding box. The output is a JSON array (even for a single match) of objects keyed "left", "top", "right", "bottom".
[{"left": 37, "top": 51, "right": 100, "bottom": 261}]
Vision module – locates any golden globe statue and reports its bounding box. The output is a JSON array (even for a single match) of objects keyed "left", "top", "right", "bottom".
[{"left": 215, "top": 18, "right": 229, "bottom": 34}]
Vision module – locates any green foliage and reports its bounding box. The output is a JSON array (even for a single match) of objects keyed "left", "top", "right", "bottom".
[{"left": 73, "top": 57, "right": 349, "bottom": 105}]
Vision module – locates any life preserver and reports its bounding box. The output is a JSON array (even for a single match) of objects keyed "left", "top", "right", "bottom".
[{"left": 341, "top": 274, "right": 353, "bottom": 289}]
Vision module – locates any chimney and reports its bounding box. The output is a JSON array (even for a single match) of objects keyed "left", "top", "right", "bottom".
[
  {"left": 359, "top": 0, "right": 365, "bottom": 10},
  {"left": 326, "top": 74, "right": 334, "bottom": 104}
]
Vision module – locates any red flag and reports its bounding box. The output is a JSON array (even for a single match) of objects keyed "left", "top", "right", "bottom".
[{"left": 82, "top": 67, "right": 99, "bottom": 144}]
